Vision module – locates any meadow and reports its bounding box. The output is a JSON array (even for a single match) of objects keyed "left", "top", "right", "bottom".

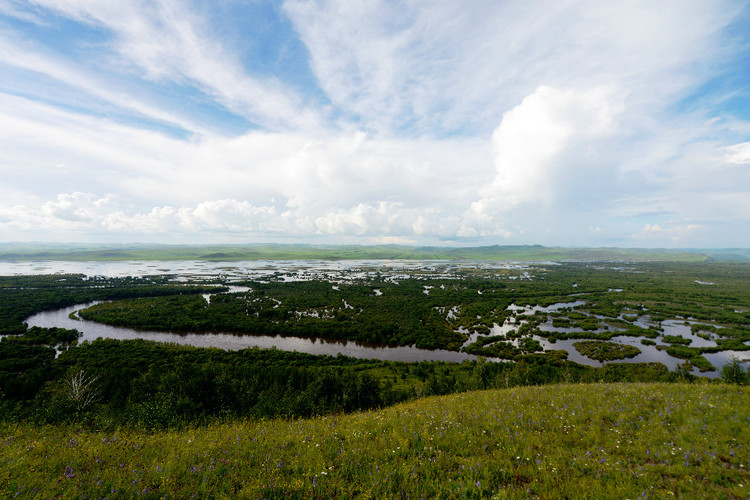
[{"left": 1, "top": 383, "right": 748, "bottom": 498}]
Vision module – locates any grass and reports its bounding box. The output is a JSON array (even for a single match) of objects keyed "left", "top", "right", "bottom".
[{"left": 1, "top": 383, "right": 748, "bottom": 498}]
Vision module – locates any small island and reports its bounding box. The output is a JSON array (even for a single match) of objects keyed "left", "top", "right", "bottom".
[{"left": 574, "top": 340, "right": 641, "bottom": 361}]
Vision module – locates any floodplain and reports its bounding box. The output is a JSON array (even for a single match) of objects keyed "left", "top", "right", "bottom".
[{"left": 1, "top": 258, "right": 749, "bottom": 497}]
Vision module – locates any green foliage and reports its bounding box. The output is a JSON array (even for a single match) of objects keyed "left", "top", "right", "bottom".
[
  {"left": 12, "top": 326, "right": 80, "bottom": 345},
  {"left": 66, "top": 262, "right": 750, "bottom": 353},
  {"left": 79, "top": 279, "right": 477, "bottom": 349},
  {"left": 573, "top": 340, "right": 641, "bottom": 361},
  {"left": 0, "top": 340, "right": 57, "bottom": 400},
  {"left": 2, "top": 261, "right": 750, "bottom": 428},
  {"left": 463, "top": 337, "right": 521, "bottom": 359},
  {"left": 721, "top": 357, "right": 749, "bottom": 385},
  {"left": 662, "top": 335, "right": 692, "bottom": 345},
  {"left": 660, "top": 345, "right": 716, "bottom": 372},
  {"left": 0, "top": 274, "right": 223, "bottom": 334},
  {"left": 689, "top": 355, "right": 715, "bottom": 372},
  {"left": 663, "top": 345, "right": 701, "bottom": 359},
  {"left": 2, "top": 383, "right": 748, "bottom": 499},
  {"left": 0, "top": 334, "right": 688, "bottom": 428}
]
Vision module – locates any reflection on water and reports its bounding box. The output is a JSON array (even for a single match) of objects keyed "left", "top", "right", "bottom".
[
  {"left": 27, "top": 298, "right": 749, "bottom": 376},
  {"left": 535, "top": 335, "right": 684, "bottom": 371},
  {"left": 659, "top": 320, "right": 718, "bottom": 348},
  {"left": 508, "top": 300, "right": 587, "bottom": 315},
  {"left": 26, "top": 302, "right": 478, "bottom": 363},
  {"left": 11, "top": 259, "right": 750, "bottom": 375},
  {"left": 14, "top": 259, "right": 529, "bottom": 364}
]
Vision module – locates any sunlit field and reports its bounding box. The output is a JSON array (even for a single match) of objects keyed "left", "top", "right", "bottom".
[{"left": 2, "top": 383, "right": 748, "bottom": 498}]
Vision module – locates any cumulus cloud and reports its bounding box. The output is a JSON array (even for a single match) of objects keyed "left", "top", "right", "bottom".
[
  {"left": 0, "top": 193, "right": 114, "bottom": 232},
  {"left": 0, "top": 196, "right": 463, "bottom": 242},
  {"left": 100, "top": 200, "right": 282, "bottom": 234},
  {"left": 463, "top": 85, "right": 624, "bottom": 235}
]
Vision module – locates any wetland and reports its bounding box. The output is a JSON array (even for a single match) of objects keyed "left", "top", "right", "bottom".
[
  {"left": 2, "top": 258, "right": 750, "bottom": 427},
  {"left": 9, "top": 259, "right": 750, "bottom": 374}
]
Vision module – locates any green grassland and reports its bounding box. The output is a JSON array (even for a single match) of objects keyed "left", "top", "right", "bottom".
[
  {"left": 1, "top": 383, "right": 748, "bottom": 499},
  {"left": 1, "top": 243, "right": 746, "bottom": 262}
]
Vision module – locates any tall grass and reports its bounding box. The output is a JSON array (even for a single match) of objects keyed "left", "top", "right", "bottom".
[{"left": 1, "top": 383, "right": 748, "bottom": 498}]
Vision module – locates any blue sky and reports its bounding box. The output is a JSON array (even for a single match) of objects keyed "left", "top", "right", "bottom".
[{"left": 0, "top": 0, "right": 749, "bottom": 248}]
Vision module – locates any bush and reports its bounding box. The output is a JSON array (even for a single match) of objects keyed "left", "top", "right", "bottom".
[{"left": 721, "top": 356, "right": 747, "bottom": 385}]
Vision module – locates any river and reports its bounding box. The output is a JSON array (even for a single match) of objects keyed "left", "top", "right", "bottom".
[
  {"left": 12, "top": 259, "right": 750, "bottom": 375},
  {"left": 26, "top": 300, "right": 479, "bottom": 363}
]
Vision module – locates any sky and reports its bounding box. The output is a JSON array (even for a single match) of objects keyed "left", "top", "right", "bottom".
[{"left": 0, "top": 0, "right": 749, "bottom": 248}]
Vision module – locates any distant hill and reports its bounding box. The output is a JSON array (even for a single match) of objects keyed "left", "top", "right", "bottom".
[{"left": 0, "top": 243, "right": 748, "bottom": 262}]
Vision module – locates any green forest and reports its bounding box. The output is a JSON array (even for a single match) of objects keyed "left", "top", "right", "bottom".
[{"left": 1, "top": 261, "right": 749, "bottom": 428}]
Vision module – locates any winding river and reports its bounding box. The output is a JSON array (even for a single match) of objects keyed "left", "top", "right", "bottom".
[
  {"left": 11, "top": 259, "right": 750, "bottom": 375},
  {"left": 25, "top": 301, "right": 480, "bottom": 363}
]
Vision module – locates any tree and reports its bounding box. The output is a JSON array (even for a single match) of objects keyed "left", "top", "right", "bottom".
[{"left": 720, "top": 356, "right": 747, "bottom": 385}]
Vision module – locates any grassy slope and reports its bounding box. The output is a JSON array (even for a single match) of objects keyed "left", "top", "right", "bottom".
[
  {"left": 0, "top": 243, "right": 731, "bottom": 262},
  {"left": 2, "top": 383, "right": 748, "bottom": 499}
]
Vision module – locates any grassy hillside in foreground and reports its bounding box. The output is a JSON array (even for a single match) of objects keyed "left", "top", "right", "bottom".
[
  {"left": 0, "top": 243, "right": 743, "bottom": 262},
  {"left": 2, "top": 383, "right": 748, "bottom": 499}
]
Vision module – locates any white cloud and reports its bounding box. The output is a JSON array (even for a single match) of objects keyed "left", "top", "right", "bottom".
[
  {"left": 0, "top": 0, "right": 748, "bottom": 247},
  {"left": 641, "top": 224, "right": 664, "bottom": 233},
  {"left": 24, "top": 0, "right": 318, "bottom": 130},
  {"left": 100, "top": 200, "right": 282, "bottom": 234},
  {"left": 723, "top": 142, "right": 750, "bottom": 165},
  {"left": 0, "top": 0, "right": 46, "bottom": 23},
  {"left": 285, "top": 0, "right": 739, "bottom": 135},
  {"left": 0, "top": 196, "right": 462, "bottom": 242},
  {"left": 487, "top": 85, "right": 622, "bottom": 204},
  {"left": 0, "top": 192, "right": 114, "bottom": 231},
  {"left": 635, "top": 223, "right": 704, "bottom": 246},
  {"left": 0, "top": 94, "right": 186, "bottom": 201},
  {"left": 0, "top": 90, "right": 491, "bottom": 222},
  {"left": 2, "top": 84, "right": 747, "bottom": 246},
  {"left": 463, "top": 85, "right": 624, "bottom": 235},
  {"left": 0, "top": 31, "right": 212, "bottom": 135}
]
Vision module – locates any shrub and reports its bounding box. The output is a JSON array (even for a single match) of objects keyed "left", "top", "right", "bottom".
[{"left": 721, "top": 356, "right": 747, "bottom": 385}]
